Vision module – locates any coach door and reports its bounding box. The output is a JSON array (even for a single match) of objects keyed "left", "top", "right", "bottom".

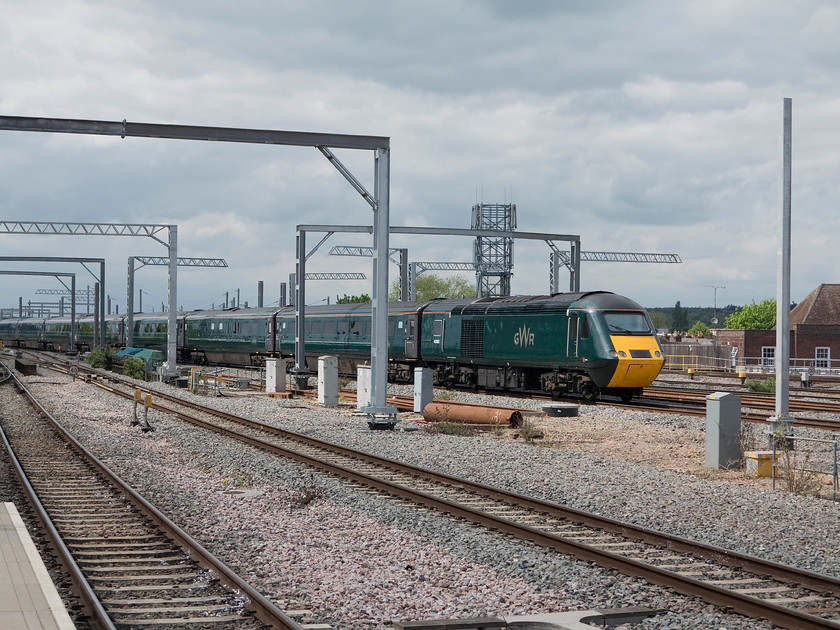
[{"left": 405, "top": 315, "right": 418, "bottom": 359}]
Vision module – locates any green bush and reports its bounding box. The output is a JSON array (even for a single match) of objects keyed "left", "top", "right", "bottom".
[
  {"left": 687, "top": 321, "right": 711, "bottom": 337},
  {"left": 746, "top": 377, "right": 775, "bottom": 393},
  {"left": 122, "top": 356, "right": 147, "bottom": 380},
  {"left": 84, "top": 346, "right": 116, "bottom": 369}
]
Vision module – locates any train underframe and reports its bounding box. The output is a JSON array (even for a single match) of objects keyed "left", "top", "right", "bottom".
[{"left": 387, "top": 360, "right": 641, "bottom": 403}]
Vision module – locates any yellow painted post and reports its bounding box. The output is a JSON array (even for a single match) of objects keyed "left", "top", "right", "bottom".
[{"left": 143, "top": 393, "right": 153, "bottom": 431}]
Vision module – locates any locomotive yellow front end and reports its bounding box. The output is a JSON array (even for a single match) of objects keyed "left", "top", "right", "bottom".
[
  {"left": 595, "top": 304, "right": 664, "bottom": 401},
  {"left": 606, "top": 333, "right": 664, "bottom": 389}
]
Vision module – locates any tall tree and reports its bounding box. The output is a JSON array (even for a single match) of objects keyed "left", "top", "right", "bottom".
[{"left": 671, "top": 300, "right": 688, "bottom": 331}]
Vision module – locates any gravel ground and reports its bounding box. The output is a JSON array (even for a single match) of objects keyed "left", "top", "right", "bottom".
[{"left": 3, "top": 365, "right": 839, "bottom": 629}]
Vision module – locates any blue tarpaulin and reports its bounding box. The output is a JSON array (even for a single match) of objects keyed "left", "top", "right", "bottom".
[{"left": 114, "top": 347, "right": 144, "bottom": 357}]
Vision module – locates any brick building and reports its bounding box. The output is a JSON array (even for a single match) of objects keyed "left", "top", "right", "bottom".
[{"left": 715, "top": 284, "right": 840, "bottom": 370}]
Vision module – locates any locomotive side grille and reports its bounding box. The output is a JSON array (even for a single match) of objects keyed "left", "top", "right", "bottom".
[{"left": 461, "top": 320, "right": 484, "bottom": 359}]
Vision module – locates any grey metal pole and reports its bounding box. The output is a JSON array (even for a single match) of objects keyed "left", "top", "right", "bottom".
[
  {"left": 258, "top": 280, "right": 264, "bottom": 308},
  {"left": 775, "top": 98, "right": 792, "bottom": 421},
  {"left": 280, "top": 281, "right": 287, "bottom": 307},
  {"left": 70, "top": 274, "right": 76, "bottom": 352},
  {"left": 294, "top": 232, "right": 307, "bottom": 388},
  {"left": 399, "top": 248, "right": 408, "bottom": 301},
  {"left": 100, "top": 261, "right": 105, "bottom": 348},
  {"left": 409, "top": 262, "right": 418, "bottom": 301},
  {"left": 236, "top": 288, "right": 240, "bottom": 308},
  {"left": 18, "top": 296, "right": 22, "bottom": 318},
  {"left": 167, "top": 225, "right": 178, "bottom": 377},
  {"left": 365, "top": 147, "right": 396, "bottom": 420},
  {"left": 94, "top": 282, "right": 100, "bottom": 348},
  {"left": 126, "top": 257, "right": 134, "bottom": 346},
  {"left": 60, "top": 296, "right": 64, "bottom": 317}
]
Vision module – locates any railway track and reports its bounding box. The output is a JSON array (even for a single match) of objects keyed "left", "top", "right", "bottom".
[
  {"left": 637, "top": 385, "right": 840, "bottom": 431},
  {"left": 0, "top": 363, "right": 303, "bottom": 629},
  {"left": 34, "top": 359, "right": 840, "bottom": 629}
]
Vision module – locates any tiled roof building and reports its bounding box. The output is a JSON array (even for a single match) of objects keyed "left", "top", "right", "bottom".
[{"left": 715, "top": 284, "right": 840, "bottom": 370}]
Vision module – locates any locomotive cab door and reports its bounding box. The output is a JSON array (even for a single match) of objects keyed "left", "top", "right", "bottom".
[
  {"left": 566, "top": 312, "right": 590, "bottom": 358},
  {"left": 567, "top": 314, "right": 579, "bottom": 357}
]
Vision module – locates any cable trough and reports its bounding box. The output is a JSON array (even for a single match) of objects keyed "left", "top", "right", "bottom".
[
  {"left": 50, "top": 360, "right": 840, "bottom": 630},
  {"left": 0, "top": 366, "right": 302, "bottom": 629}
]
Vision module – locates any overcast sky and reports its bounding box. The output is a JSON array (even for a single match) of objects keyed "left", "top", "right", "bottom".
[{"left": 1, "top": 1, "right": 838, "bottom": 314}]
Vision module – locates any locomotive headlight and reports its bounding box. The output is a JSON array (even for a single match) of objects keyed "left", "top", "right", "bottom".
[
  {"left": 609, "top": 350, "right": 618, "bottom": 358},
  {"left": 655, "top": 351, "right": 661, "bottom": 357},
  {"left": 618, "top": 350, "right": 627, "bottom": 357}
]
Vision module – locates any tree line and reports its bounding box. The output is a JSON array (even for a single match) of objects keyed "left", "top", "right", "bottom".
[{"left": 648, "top": 298, "right": 781, "bottom": 332}]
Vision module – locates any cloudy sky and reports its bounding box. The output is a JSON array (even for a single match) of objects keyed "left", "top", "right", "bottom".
[{"left": 1, "top": 1, "right": 837, "bottom": 314}]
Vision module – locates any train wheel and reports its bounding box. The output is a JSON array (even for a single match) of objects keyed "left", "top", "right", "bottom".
[
  {"left": 619, "top": 388, "right": 634, "bottom": 403},
  {"left": 580, "top": 382, "right": 599, "bottom": 402}
]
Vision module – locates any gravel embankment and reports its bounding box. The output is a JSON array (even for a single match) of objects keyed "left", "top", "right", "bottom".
[{"left": 3, "top": 367, "right": 839, "bottom": 629}]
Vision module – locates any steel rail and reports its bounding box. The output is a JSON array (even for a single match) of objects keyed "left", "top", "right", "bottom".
[
  {"left": 69, "top": 370, "right": 840, "bottom": 630},
  {"left": 4, "top": 368, "right": 303, "bottom": 630},
  {"left": 0, "top": 378, "right": 115, "bottom": 629},
  {"left": 610, "top": 396, "right": 840, "bottom": 431}
]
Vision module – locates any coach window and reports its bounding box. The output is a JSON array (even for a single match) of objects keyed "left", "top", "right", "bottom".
[
  {"left": 325, "top": 321, "right": 336, "bottom": 336},
  {"left": 388, "top": 320, "right": 396, "bottom": 337},
  {"left": 311, "top": 321, "right": 323, "bottom": 335},
  {"left": 337, "top": 321, "right": 348, "bottom": 335},
  {"left": 432, "top": 319, "right": 443, "bottom": 338}
]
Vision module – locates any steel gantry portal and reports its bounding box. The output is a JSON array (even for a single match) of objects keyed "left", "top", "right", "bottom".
[
  {"left": 549, "top": 250, "right": 682, "bottom": 294},
  {"left": 0, "top": 256, "right": 105, "bottom": 347},
  {"left": 125, "top": 256, "right": 227, "bottom": 347},
  {"left": 0, "top": 115, "right": 392, "bottom": 416},
  {"left": 0, "top": 271, "right": 76, "bottom": 351},
  {"left": 0, "top": 221, "right": 178, "bottom": 374}
]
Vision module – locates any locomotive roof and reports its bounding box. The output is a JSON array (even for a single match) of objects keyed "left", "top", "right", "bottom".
[{"left": 426, "top": 291, "right": 646, "bottom": 314}]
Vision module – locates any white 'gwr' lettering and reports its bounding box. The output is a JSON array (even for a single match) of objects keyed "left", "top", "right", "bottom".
[{"left": 513, "top": 325, "right": 535, "bottom": 348}]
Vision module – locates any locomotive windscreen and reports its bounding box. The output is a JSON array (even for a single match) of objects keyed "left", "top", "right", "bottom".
[{"left": 603, "top": 312, "right": 652, "bottom": 334}]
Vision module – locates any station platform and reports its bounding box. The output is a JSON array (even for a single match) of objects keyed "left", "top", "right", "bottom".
[{"left": 0, "top": 502, "right": 75, "bottom": 629}]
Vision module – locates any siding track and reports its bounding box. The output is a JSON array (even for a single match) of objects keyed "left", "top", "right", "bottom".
[
  {"left": 44, "top": 359, "right": 840, "bottom": 630},
  {"left": 0, "top": 363, "right": 302, "bottom": 629}
]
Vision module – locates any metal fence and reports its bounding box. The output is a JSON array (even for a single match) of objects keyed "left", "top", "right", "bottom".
[
  {"left": 772, "top": 434, "right": 839, "bottom": 501},
  {"left": 663, "top": 351, "right": 840, "bottom": 376}
]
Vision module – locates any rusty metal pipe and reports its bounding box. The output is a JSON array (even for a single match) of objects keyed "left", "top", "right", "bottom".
[{"left": 422, "top": 402, "right": 523, "bottom": 428}]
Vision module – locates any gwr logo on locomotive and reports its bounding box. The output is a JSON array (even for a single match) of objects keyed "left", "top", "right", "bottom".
[{"left": 513, "top": 324, "right": 535, "bottom": 348}]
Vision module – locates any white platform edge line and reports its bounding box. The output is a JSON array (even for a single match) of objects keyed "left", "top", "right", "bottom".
[{"left": 5, "top": 503, "right": 76, "bottom": 629}]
